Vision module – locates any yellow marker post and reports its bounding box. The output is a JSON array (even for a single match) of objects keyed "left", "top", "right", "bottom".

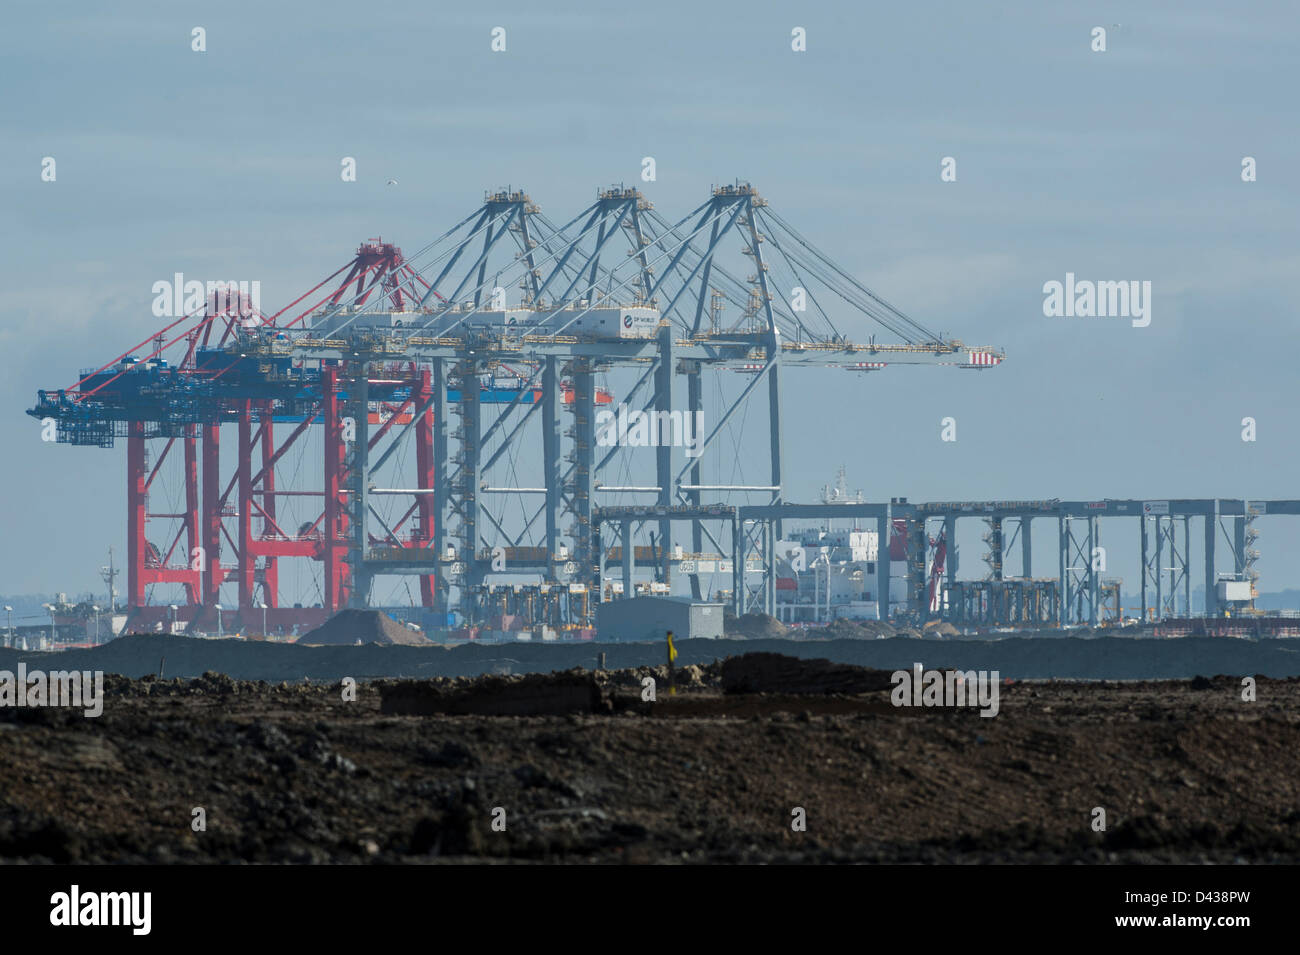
[{"left": 667, "top": 630, "right": 677, "bottom": 695}]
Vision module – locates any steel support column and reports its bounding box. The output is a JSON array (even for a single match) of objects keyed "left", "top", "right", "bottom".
[
  {"left": 1140, "top": 516, "right": 1149, "bottom": 623},
  {"left": 202, "top": 422, "right": 222, "bottom": 606},
  {"left": 688, "top": 365, "right": 703, "bottom": 600},
  {"left": 768, "top": 363, "right": 784, "bottom": 542},
  {"left": 1204, "top": 507, "right": 1217, "bottom": 616},
  {"left": 431, "top": 359, "right": 449, "bottom": 615},
  {"left": 259, "top": 400, "right": 278, "bottom": 607},
  {"left": 1233, "top": 517, "right": 1246, "bottom": 575},
  {"left": 1087, "top": 515, "right": 1098, "bottom": 627},
  {"left": 945, "top": 514, "right": 957, "bottom": 598},
  {"left": 621, "top": 519, "right": 634, "bottom": 598},
  {"left": 1155, "top": 517, "right": 1164, "bottom": 618},
  {"left": 1021, "top": 516, "right": 1032, "bottom": 577},
  {"left": 987, "top": 517, "right": 1003, "bottom": 581},
  {"left": 456, "top": 362, "right": 478, "bottom": 614},
  {"left": 877, "top": 506, "right": 892, "bottom": 621},
  {"left": 764, "top": 520, "right": 775, "bottom": 615},
  {"left": 415, "top": 367, "right": 437, "bottom": 609},
  {"left": 183, "top": 427, "right": 201, "bottom": 605},
  {"left": 346, "top": 368, "right": 372, "bottom": 607},
  {"left": 323, "top": 366, "right": 349, "bottom": 610},
  {"left": 1057, "top": 515, "right": 1067, "bottom": 627},
  {"left": 542, "top": 356, "right": 561, "bottom": 571},
  {"left": 572, "top": 361, "right": 596, "bottom": 591},
  {"left": 655, "top": 325, "right": 674, "bottom": 584},
  {"left": 731, "top": 514, "right": 742, "bottom": 615}
]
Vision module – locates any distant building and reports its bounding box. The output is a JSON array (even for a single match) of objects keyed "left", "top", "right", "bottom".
[{"left": 596, "top": 596, "right": 724, "bottom": 642}]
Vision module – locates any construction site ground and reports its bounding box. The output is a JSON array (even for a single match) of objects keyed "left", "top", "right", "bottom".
[
  {"left": 2, "top": 651, "right": 1298, "bottom": 864},
  {"left": 6, "top": 629, "right": 1300, "bottom": 682}
]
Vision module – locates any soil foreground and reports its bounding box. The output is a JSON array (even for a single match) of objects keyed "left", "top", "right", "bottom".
[
  {"left": 5, "top": 631, "right": 1300, "bottom": 682},
  {"left": 2, "top": 652, "right": 1299, "bottom": 864}
]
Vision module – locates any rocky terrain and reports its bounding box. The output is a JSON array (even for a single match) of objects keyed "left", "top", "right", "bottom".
[
  {"left": 2, "top": 655, "right": 1298, "bottom": 864},
  {"left": 5, "top": 630, "right": 1300, "bottom": 682}
]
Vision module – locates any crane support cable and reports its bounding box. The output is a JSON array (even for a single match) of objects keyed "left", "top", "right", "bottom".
[{"left": 759, "top": 206, "right": 945, "bottom": 344}]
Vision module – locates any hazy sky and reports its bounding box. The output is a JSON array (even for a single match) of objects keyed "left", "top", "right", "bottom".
[{"left": 2, "top": 1, "right": 1297, "bottom": 612}]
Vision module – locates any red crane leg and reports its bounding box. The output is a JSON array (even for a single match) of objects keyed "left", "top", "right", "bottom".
[
  {"left": 127, "top": 421, "right": 147, "bottom": 609},
  {"left": 202, "top": 423, "right": 222, "bottom": 604},
  {"left": 237, "top": 400, "right": 255, "bottom": 609},
  {"left": 260, "top": 400, "right": 278, "bottom": 607}
]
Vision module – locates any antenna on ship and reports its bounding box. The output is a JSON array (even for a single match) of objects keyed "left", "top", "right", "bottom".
[{"left": 99, "top": 546, "right": 118, "bottom": 613}]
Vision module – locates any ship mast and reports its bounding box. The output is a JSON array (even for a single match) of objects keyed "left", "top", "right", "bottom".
[{"left": 99, "top": 546, "right": 119, "bottom": 613}]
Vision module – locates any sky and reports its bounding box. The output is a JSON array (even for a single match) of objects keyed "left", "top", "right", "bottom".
[{"left": 1, "top": 0, "right": 1298, "bottom": 613}]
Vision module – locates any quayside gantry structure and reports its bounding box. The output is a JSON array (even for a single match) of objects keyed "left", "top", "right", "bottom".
[
  {"left": 742, "top": 497, "right": 1296, "bottom": 632},
  {"left": 29, "top": 183, "right": 1005, "bottom": 634}
]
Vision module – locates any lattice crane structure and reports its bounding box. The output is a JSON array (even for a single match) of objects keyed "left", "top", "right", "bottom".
[{"left": 30, "top": 183, "right": 1005, "bottom": 634}]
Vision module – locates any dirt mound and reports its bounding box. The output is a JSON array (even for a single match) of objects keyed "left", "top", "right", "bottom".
[
  {"left": 850, "top": 619, "right": 897, "bottom": 638},
  {"left": 721, "top": 652, "right": 895, "bottom": 695},
  {"left": 6, "top": 632, "right": 1300, "bottom": 683},
  {"left": 923, "top": 621, "right": 960, "bottom": 638},
  {"left": 724, "top": 612, "right": 787, "bottom": 639},
  {"left": 299, "top": 609, "right": 431, "bottom": 646},
  {"left": 805, "top": 618, "right": 898, "bottom": 640},
  {"left": 379, "top": 670, "right": 607, "bottom": 716}
]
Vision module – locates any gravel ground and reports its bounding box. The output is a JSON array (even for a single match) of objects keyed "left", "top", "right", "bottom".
[
  {"left": 5, "top": 632, "right": 1300, "bottom": 682},
  {"left": 2, "top": 660, "right": 1298, "bottom": 864}
]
